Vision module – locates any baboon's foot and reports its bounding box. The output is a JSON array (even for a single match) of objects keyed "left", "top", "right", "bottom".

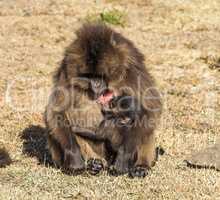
[{"left": 129, "top": 165, "right": 149, "bottom": 178}]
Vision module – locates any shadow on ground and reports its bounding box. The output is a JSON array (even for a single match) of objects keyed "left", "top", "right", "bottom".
[{"left": 20, "top": 125, "right": 53, "bottom": 166}]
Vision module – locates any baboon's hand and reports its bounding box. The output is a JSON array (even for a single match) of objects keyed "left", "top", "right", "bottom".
[{"left": 87, "top": 158, "right": 104, "bottom": 175}]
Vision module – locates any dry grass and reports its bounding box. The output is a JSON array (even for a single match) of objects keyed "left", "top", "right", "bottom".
[{"left": 0, "top": 0, "right": 220, "bottom": 199}]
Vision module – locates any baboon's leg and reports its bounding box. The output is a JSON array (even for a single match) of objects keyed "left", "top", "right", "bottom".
[
  {"left": 74, "top": 119, "right": 123, "bottom": 173},
  {"left": 109, "top": 130, "right": 136, "bottom": 175},
  {"left": 48, "top": 127, "right": 85, "bottom": 173},
  {"left": 136, "top": 133, "right": 156, "bottom": 167},
  {"left": 75, "top": 135, "right": 106, "bottom": 162},
  {"left": 75, "top": 135, "right": 107, "bottom": 174},
  {"left": 129, "top": 133, "right": 156, "bottom": 178},
  {"left": 48, "top": 134, "right": 63, "bottom": 167},
  {"left": 109, "top": 146, "right": 134, "bottom": 175}
]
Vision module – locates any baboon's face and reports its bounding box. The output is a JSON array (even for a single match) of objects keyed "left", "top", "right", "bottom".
[
  {"left": 74, "top": 24, "right": 130, "bottom": 104},
  {"left": 76, "top": 72, "right": 114, "bottom": 105},
  {"left": 75, "top": 45, "right": 128, "bottom": 104},
  {"left": 96, "top": 61, "right": 128, "bottom": 103}
]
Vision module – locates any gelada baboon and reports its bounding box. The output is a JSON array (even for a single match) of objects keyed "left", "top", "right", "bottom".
[{"left": 45, "top": 23, "right": 162, "bottom": 177}]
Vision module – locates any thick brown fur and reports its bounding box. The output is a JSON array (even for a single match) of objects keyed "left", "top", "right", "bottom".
[
  {"left": 45, "top": 23, "right": 162, "bottom": 177},
  {"left": 0, "top": 147, "right": 12, "bottom": 168}
]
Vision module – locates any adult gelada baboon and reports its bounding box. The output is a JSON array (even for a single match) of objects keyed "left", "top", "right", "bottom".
[{"left": 45, "top": 23, "right": 162, "bottom": 177}]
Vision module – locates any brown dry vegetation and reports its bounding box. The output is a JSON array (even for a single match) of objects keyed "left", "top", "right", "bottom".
[{"left": 0, "top": 0, "right": 220, "bottom": 199}]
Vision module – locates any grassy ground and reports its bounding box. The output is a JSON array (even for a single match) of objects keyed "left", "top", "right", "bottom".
[{"left": 0, "top": 0, "right": 220, "bottom": 199}]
